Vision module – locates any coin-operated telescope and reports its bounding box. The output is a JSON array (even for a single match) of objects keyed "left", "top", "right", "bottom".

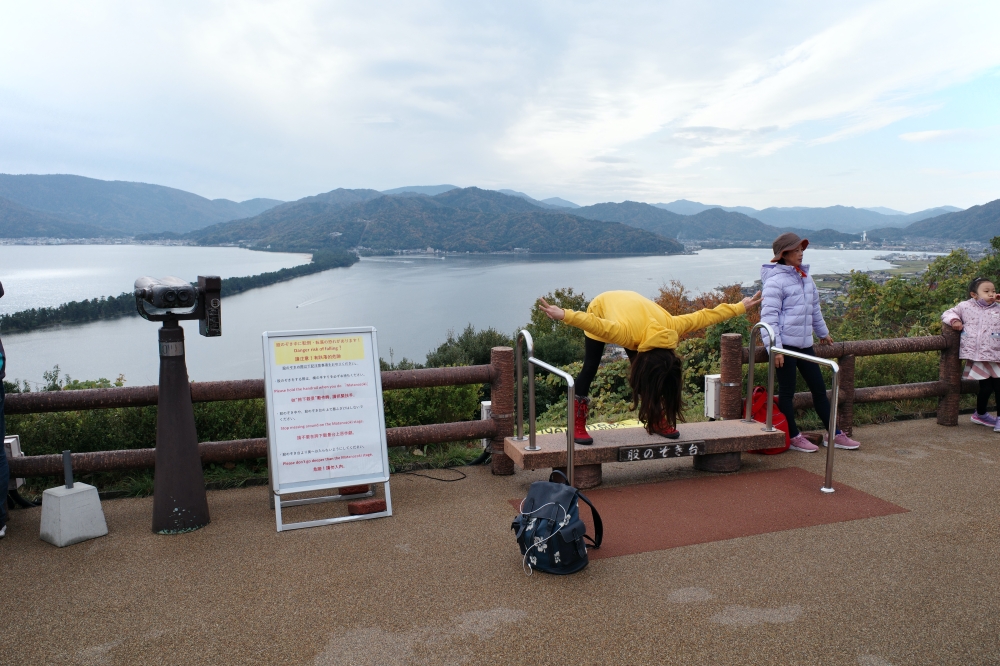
[{"left": 134, "top": 275, "right": 221, "bottom": 534}]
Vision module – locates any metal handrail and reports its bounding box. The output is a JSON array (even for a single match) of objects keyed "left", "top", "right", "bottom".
[
  {"left": 526, "top": 356, "right": 576, "bottom": 487},
  {"left": 745, "top": 322, "right": 841, "bottom": 493},
  {"left": 744, "top": 322, "right": 777, "bottom": 431},
  {"left": 515, "top": 330, "right": 538, "bottom": 451}
]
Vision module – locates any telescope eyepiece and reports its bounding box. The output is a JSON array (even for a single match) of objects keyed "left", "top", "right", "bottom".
[
  {"left": 133, "top": 274, "right": 221, "bottom": 336},
  {"left": 134, "top": 276, "right": 197, "bottom": 310}
]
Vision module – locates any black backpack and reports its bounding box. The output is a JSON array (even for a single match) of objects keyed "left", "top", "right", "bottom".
[{"left": 511, "top": 471, "right": 603, "bottom": 575}]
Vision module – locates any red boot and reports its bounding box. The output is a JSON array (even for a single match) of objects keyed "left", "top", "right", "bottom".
[
  {"left": 574, "top": 397, "right": 593, "bottom": 445},
  {"left": 651, "top": 417, "right": 680, "bottom": 439}
]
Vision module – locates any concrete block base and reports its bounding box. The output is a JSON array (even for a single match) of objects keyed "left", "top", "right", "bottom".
[
  {"left": 40, "top": 483, "right": 108, "bottom": 547},
  {"left": 693, "top": 452, "right": 742, "bottom": 473},
  {"left": 553, "top": 464, "right": 603, "bottom": 489}
]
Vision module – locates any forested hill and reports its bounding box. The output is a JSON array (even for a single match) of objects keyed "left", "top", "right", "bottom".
[
  {"left": 867, "top": 198, "right": 1000, "bottom": 241},
  {"left": 0, "top": 196, "right": 114, "bottom": 238},
  {"left": 0, "top": 174, "right": 283, "bottom": 234},
  {"left": 190, "top": 188, "right": 685, "bottom": 255},
  {"left": 572, "top": 200, "right": 860, "bottom": 244}
]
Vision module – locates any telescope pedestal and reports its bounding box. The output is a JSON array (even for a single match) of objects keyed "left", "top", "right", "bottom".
[{"left": 152, "top": 319, "right": 210, "bottom": 534}]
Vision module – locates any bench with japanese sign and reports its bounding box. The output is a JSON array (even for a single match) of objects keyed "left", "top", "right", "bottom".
[
  {"left": 262, "top": 327, "right": 392, "bottom": 532},
  {"left": 504, "top": 420, "right": 785, "bottom": 489}
]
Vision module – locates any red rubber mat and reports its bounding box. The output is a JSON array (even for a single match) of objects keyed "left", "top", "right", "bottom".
[{"left": 510, "top": 467, "right": 908, "bottom": 559}]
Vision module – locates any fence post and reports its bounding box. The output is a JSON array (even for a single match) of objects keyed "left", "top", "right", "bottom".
[
  {"left": 937, "top": 327, "right": 961, "bottom": 426},
  {"left": 719, "top": 333, "right": 744, "bottom": 420},
  {"left": 490, "top": 346, "right": 515, "bottom": 475},
  {"left": 837, "top": 354, "right": 856, "bottom": 436}
]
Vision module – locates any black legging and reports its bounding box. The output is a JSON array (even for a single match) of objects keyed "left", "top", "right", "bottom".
[
  {"left": 977, "top": 377, "right": 999, "bottom": 414},
  {"left": 775, "top": 344, "right": 833, "bottom": 438},
  {"left": 576, "top": 337, "right": 636, "bottom": 398}
]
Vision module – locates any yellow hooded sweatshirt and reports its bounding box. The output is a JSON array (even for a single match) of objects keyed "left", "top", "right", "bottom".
[{"left": 562, "top": 290, "right": 746, "bottom": 352}]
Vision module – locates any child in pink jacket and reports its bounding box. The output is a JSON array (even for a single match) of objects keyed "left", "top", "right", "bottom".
[{"left": 942, "top": 277, "right": 1000, "bottom": 431}]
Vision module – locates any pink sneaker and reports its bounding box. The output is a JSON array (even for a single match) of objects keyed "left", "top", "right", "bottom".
[
  {"left": 822, "top": 432, "right": 860, "bottom": 450},
  {"left": 789, "top": 434, "right": 818, "bottom": 453},
  {"left": 972, "top": 412, "right": 997, "bottom": 427}
]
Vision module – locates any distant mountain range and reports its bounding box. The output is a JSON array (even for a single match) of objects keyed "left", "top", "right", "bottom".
[
  {"left": 384, "top": 185, "right": 581, "bottom": 210},
  {"left": 654, "top": 199, "right": 963, "bottom": 233},
  {"left": 570, "top": 201, "right": 858, "bottom": 245},
  {"left": 191, "top": 187, "right": 683, "bottom": 254},
  {"left": 0, "top": 173, "right": 995, "bottom": 251},
  {"left": 0, "top": 196, "right": 112, "bottom": 238},
  {"left": 866, "top": 199, "right": 1000, "bottom": 242},
  {"left": 0, "top": 173, "right": 283, "bottom": 235}
]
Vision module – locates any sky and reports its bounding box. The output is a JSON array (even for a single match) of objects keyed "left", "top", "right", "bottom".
[{"left": 1, "top": 0, "right": 998, "bottom": 211}]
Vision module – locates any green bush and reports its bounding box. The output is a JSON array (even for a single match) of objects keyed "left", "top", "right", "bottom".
[
  {"left": 523, "top": 287, "right": 589, "bottom": 366},
  {"left": 426, "top": 324, "right": 513, "bottom": 368}
]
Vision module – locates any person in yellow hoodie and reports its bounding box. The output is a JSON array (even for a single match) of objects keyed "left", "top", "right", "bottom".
[{"left": 538, "top": 289, "right": 761, "bottom": 444}]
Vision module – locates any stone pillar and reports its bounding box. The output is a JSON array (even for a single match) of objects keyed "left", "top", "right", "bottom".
[
  {"left": 937, "top": 327, "right": 961, "bottom": 426},
  {"left": 719, "top": 333, "right": 744, "bottom": 420},
  {"left": 698, "top": 333, "right": 744, "bottom": 473},
  {"left": 553, "top": 464, "right": 601, "bottom": 490},
  {"left": 837, "top": 354, "right": 856, "bottom": 436},
  {"left": 490, "top": 346, "right": 515, "bottom": 475}
]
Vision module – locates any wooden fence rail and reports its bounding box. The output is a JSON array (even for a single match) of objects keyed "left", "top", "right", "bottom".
[
  {"left": 7, "top": 347, "right": 517, "bottom": 478},
  {"left": 720, "top": 327, "right": 967, "bottom": 435}
]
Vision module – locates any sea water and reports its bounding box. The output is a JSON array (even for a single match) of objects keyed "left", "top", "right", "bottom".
[{"left": 0, "top": 247, "right": 893, "bottom": 386}]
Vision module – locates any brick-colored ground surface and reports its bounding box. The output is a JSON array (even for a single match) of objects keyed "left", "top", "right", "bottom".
[{"left": 2, "top": 417, "right": 999, "bottom": 665}]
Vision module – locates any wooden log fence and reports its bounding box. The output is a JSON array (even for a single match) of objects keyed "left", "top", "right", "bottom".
[
  {"left": 7, "top": 330, "right": 974, "bottom": 475},
  {"left": 720, "top": 327, "right": 969, "bottom": 434},
  {"left": 7, "top": 347, "right": 516, "bottom": 478}
]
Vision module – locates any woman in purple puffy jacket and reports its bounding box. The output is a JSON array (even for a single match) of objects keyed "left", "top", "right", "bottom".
[
  {"left": 941, "top": 276, "right": 1000, "bottom": 431},
  {"left": 760, "top": 233, "right": 860, "bottom": 452}
]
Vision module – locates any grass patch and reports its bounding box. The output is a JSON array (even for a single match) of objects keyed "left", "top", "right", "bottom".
[{"left": 388, "top": 441, "right": 484, "bottom": 472}]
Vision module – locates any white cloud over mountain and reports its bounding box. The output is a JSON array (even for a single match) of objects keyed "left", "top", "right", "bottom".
[{"left": 0, "top": 0, "right": 997, "bottom": 209}]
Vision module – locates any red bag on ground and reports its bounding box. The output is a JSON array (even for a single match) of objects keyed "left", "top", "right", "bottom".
[{"left": 744, "top": 386, "right": 791, "bottom": 455}]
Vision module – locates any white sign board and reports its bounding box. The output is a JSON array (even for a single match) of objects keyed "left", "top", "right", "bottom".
[{"left": 262, "top": 327, "right": 391, "bottom": 530}]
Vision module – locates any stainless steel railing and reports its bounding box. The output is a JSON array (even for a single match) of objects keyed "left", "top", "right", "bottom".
[
  {"left": 744, "top": 322, "right": 778, "bottom": 431},
  {"left": 515, "top": 329, "right": 578, "bottom": 487},
  {"left": 745, "top": 321, "right": 841, "bottom": 494},
  {"left": 515, "top": 330, "right": 537, "bottom": 451}
]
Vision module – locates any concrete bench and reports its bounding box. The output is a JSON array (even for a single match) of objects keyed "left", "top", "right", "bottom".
[{"left": 504, "top": 420, "right": 786, "bottom": 489}]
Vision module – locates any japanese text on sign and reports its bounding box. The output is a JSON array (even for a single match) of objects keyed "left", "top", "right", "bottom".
[
  {"left": 617, "top": 441, "right": 704, "bottom": 462},
  {"left": 273, "top": 336, "right": 365, "bottom": 366},
  {"left": 264, "top": 330, "right": 388, "bottom": 489}
]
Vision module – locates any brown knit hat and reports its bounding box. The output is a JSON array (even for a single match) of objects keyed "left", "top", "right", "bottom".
[{"left": 770, "top": 232, "right": 809, "bottom": 262}]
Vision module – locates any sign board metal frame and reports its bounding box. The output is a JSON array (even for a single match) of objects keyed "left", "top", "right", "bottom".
[
  {"left": 262, "top": 326, "right": 392, "bottom": 532},
  {"left": 4, "top": 435, "right": 24, "bottom": 490}
]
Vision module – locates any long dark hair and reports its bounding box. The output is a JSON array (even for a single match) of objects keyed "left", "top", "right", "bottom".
[{"left": 629, "top": 348, "right": 683, "bottom": 433}]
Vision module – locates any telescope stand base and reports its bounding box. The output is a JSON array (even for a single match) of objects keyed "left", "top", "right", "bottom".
[{"left": 693, "top": 452, "right": 742, "bottom": 473}]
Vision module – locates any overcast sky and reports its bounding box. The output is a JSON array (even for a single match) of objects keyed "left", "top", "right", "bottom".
[{"left": 1, "top": 1, "right": 998, "bottom": 211}]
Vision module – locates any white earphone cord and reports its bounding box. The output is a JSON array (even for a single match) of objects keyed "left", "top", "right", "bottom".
[{"left": 517, "top": 500, "right": 570, "bottom": 576}]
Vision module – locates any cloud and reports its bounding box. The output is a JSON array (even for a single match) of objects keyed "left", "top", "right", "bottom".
[
  {"left": 501, "top": 0, "right": 1000, "bottom": 174},
  {"left": 0, "top": 0, "right": 998, "bottom": 208},
  {"left": 900, "top": 128, "right": 992, "bottom": 142},
  {"left": 919, "top": 168, "right": 1000, "bottom": 180}
]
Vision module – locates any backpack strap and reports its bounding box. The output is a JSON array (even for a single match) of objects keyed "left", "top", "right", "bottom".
[
  {"left": 548, "top": 470, "right": 570, "bottom": 485},
  {"left": 575, "top": 491, "right": 603, "bottom": 549}
]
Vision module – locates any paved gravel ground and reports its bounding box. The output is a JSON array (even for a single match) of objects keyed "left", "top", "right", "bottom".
[{"left": 2, "top": 417, "right": 999, "bottom": 665}]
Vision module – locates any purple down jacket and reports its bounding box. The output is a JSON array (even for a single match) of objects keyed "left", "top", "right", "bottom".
[
  {"left": 759, "top": 263, "right": 830, "bottom": 349},
  {"left": 941, "top": 298, "right": 1000, "bottom": 362}
]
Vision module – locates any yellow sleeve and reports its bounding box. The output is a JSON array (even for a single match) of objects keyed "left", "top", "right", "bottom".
[
  {"left": 562, "top": 309, "right": 628, "bottom": 346},
  {"left": 668, "top": 302, "right": 746, "bottom": 337}
]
